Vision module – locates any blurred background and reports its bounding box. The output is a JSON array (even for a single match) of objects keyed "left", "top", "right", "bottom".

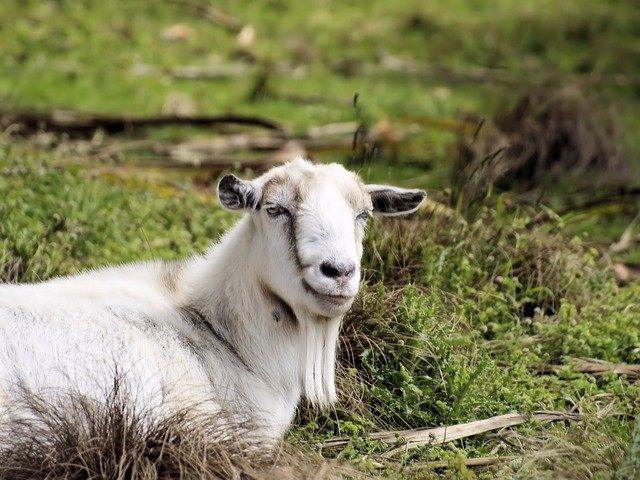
[
  {"left": 1, "top": 0, "right": 639, "bottom": 259},
  {"left": 2, "top": 3, "right": 640, "bottom": 476}
]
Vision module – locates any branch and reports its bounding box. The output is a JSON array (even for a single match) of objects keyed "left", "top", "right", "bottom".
[
  {"left": 320, "top": 411, "right": 581, "bottom": 455},
  {"left": 534, "top": 359, "right": 640, "bottom": 379},
  {"left": 171, "top": 0, "right": 245, "bottom": 33},
  {"left": 168, "top": 64, "right": 251, "bottom": 79},
  {"left": 525, "top": 190, "right": 640, "bottom": 228},
  {"left": 610, "top": 210, "right": 640, "bottom": 253},
  {"left": 614, "top": 262, "right": 640, "bottom": 285},
  {"left": 415, "top": 455, "right": 519, "bottom": 469},
  {"left": 2, "top": 110, "right": 286, "bottom": 137}
]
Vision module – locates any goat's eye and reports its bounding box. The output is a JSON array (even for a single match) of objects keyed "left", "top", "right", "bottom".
[
  {"left": 265, "top": 205, "right": 289, "bottom": 217},
  {"left": 357, "top": 210, "right": 371, "bottom": 221}
]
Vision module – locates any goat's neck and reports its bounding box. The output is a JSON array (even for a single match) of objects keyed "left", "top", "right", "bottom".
[{"left": 187, "top": 216, "right": 341, "bottom": 407}]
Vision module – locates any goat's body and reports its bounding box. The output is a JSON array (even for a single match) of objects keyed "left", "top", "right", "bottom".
[
  {"left": 0, "top": 159, "right": 425, "bottom": 445},
  {"left": 0, "top": 218, "right": 302, "bottom": 440}
]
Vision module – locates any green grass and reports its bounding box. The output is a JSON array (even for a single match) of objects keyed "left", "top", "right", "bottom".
[
  {"left": 2, "top": 0, "right": 639, "bottom": 136},
  {"left": 0, "top": 141, "right": 236, "bottom": 283},
  {"left": 1, "top": 0, "right": 640, "bottom": 477},
  {"left": 2, "top": 143, "right": 639, "bottom": 478}
]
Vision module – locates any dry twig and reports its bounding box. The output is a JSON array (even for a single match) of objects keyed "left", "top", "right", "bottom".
[
  {"left": 525, "top": 190, "right": 640, "bottom": 228},
  {"left": 610, "top": 211, "right": 640, "bottom": 253},
  {"left": 320, "top": 411, "right": 581, "bottom": 457},
  {"left": 172, "top": 0, "right": 245, "bottom": 33},
  {"left": 535, "top": 359, "right": 640, "bottom": 379},
  {"left": 614, "top": 262, "right": 640, "bottom": 285},
  {"left": 1, "top": 111, "right": 286, "bottom": 137}
]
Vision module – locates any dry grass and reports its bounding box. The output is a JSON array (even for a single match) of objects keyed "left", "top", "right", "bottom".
[
  {"left": 362, "top": 204, "right": 600, "bottom": 311},
  {"left": 0, "top": 382, "right": 352, "bottom": 480},
  {"left": 503, "top": 420, "right": 633, "bottom": 479},
  {"left": 455, "top": 86, "right": 630, "bottom": 205}
]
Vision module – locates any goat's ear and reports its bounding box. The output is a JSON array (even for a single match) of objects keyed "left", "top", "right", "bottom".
[
  {"left": 366, "top": 185, "right": 426, "bottom": 216},
  {"left": 217, "top": 174, "right": 261, "bottom": 211}
]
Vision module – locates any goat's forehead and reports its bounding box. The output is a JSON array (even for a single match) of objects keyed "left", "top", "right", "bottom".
[{"left": 259, "top": 162, "right": 368, "bottom": 207}]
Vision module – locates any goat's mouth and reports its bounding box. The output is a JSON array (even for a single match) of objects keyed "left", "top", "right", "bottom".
[{"left": 301, "top": 279, "right": 354, "bottom": 307}]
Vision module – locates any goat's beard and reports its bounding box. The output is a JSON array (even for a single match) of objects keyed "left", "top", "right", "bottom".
[{"left": 300, "top": 316, "right": 341, "bottom": 408}]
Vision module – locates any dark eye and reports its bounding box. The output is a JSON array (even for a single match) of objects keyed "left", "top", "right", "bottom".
[
  {"left": 265, "top": 204, "right": 289, "bottom": 217},
  {"left": 357, "top": 210, "right": 371, "bottom": 221}
]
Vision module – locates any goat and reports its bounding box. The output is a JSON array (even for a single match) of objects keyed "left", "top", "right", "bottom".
[{"left": 0, "top": 158, "right": 426, "bottom": 442}]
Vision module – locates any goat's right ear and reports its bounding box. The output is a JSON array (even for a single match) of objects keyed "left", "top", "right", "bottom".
[
  {"left": 217, "top": 174, "right": 261, "bottom": 211},
  {"left": 366, "top": 185, "right": 426, "bottom": 216}
]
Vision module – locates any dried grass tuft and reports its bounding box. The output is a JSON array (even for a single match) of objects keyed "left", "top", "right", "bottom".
[
  {"left": 362, "top": 205, "right": 599, "bottom": 310},
  {"left": 455, "top": 86, "right": 630, "bottom": 205},
  {"left": 0, "top": 381, "right": 348, "bottom": 480}
]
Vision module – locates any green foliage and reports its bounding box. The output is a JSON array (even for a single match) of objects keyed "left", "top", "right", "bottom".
[
  {"left": 2, "top": 135, "right": 638, "bottom": 479},
  {"left": 616, "top": 417, "right": 640, "bottom": 480},
  {"left": 348, "top": 286, "right": 513, "bottom": 427},
  {"left": 295, "top": 199, "right": 639, "bottom": 476},
  {"left": 1, "top": 0, "right": 639, "bottom": 159},
  {"left": 0, "top": 142, "right": 231, "bottom": 282},
  {"left": 1, "top": 0, "right": 640, "bottom": 477}
]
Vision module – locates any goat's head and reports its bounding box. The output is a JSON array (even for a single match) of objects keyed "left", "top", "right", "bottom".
[{"left": 217, "top": 158, "right": 426, "bottom": 319}]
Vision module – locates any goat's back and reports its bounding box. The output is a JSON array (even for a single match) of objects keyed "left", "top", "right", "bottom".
[{"left": 0, "top": 261, "right": 214, "bottom": 413}]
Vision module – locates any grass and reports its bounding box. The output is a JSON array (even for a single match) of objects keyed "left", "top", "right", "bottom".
[
  {"left": 2, "top": 140, "right": 639, "bottom": 478},
  {"left": 1, "top": 0, "right": 640, "bottom": 477}
]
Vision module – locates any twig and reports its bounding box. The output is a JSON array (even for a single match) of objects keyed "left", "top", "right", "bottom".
[
  {"left": 88, "top": 123, "right": 358, "bottom": 158},
  {"left": 534, "top": 359, "right": 640, "bottom": 379},
  {"left": 2, "top": 110, "right": 287, "bottom": 137},
  {"left": 320, "top": 411, "right": 581, "bottom": 455},
  {"left": 525, "top": 190, "right": 640, "bottom": 228},
  {"left": 171, "top": 0, "right": 245, "bottom": 33},
  {"left": 125, "top": 156, "right": 279, "bottom": 171},
  {"left": 610, "top": 210, "right": 640, "bottom": 253},
  {"left": 495, "top": 357, "right": 640, "bottom": 379},
  {"left": 64, "top": 129, "right": 350, "bottom": 163},
  {"left": 168, "top": 64, "right": 250, "bottom": 79},
  {"left": 402, "top": 449, "right": 568, "bottom": 471},
  {"left": 414, "top": 455, "right": 519, "bottom": 469},
  {"left": 614, "top": 262, "right": 640, "bottom": 285},
  {"left": 357, "top": 57, "right": 640, "bottom": 88}
]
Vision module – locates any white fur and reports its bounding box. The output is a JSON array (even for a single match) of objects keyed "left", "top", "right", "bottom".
[{"left": 0, "top": 158, "right": 425, "bottom": 441}]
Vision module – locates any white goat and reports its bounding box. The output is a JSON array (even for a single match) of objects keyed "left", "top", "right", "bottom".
[{"left": 0, "top": 158, "right": 425, "bottom": 441}]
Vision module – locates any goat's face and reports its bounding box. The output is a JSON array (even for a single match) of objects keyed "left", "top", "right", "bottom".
[{"left": 218, "top": 158, "right": 426, "bottom": 318}]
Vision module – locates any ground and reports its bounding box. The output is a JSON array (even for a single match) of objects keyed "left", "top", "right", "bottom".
[{"left": 1, "top": 1, "right": 639, "bottom": 478}]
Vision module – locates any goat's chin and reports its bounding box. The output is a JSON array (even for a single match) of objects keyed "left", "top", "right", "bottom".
[
  {"left": 309, "top": 295, "right": 354, "bottom": 318},
  {"left": 306, "top": 289, "right": 355, "bottom": 318},
  {"left": 301, "top": 280, "right": 355, "bottom": 317}
]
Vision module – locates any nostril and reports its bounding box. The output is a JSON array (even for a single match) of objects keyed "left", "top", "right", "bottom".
[
  {"left": 320, "top": 261, "right": 355, "bottom": 279},
  {"left": 320, "top": 262, "right": 341, "bottom": 278}
]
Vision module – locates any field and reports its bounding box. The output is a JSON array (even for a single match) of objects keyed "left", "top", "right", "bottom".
[{"left": 1, "top": 0, "right": 640, "bottom": 478}]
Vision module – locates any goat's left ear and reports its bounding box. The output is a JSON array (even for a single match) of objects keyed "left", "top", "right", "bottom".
[
  {"left": 366, "top": 185, "right": 427, "bottom": 216},
  {"left": 217, "top": 174, "right": 261, "bottom": 211}
]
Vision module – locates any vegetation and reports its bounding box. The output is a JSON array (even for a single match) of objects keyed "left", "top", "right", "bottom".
[{"left": 1, "top": 0, "right": 639, "bottom": 478}]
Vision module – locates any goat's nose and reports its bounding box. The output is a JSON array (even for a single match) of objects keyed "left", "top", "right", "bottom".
[{"left": 320, "top": 261, "right": 355, "bottom": 280}]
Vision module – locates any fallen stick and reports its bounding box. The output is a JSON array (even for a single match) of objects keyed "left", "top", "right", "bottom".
[
  {"left": 356, "top": 59, "right": 640, "bottom": 88},
  {"left": 418, "top": 455, "right": 519, "bottom": 469},
  {"left": 535, "top": 359, "right": 640, "bottom": 379},
  {"left": 171, "top": 0, "right": 245, "bottom": 33},
  {"left": 494, "top": 358, "right": 640, "bottom": 379},
  {"left": 129, "top": 156, "right": 281, "bottom": 171},
  {"left": 403, "top": 449, "right": 568, "bottom": 471},
  {"left": 525, "top": 190, "right": 640, "bottom": 228},
  {"left": 614, "top": 262, "right": 640, "bottom": 285},
  {"left": 168, "top": 64, "right": 251, "bottom": 79},
  {"left": 320, "top": 411, "right": 581, "bottom": 455},
  {"left": 610, "top": 210, "right": 640, "bottom": 253},
  {"left": 2, "top": 111, "right": 286, "bottom": 137}
]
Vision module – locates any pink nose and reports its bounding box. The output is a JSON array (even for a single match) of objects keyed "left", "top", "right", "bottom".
[{"left": 320, "top": 261, "right": 355, "bottom": 282}]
